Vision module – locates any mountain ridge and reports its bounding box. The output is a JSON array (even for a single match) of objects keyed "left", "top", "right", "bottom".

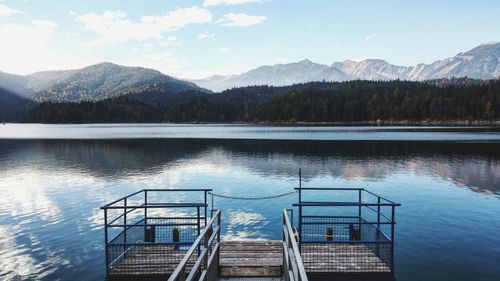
[
  {"left": 191, "top": 42, "right": 500, "bottom": 92},
  {"left": 0, "top": 62, "right": 207, "bottom": 102},
  {"left": 0, "top": 42, "right": 499, "bottom": 100}
]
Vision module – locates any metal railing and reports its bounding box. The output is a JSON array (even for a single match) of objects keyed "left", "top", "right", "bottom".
[
  {"left": 283, "top": 209, "right": 308, "bottom": 281},
  {"left": 294, "top": 187, "right": 400, "bottom": 274},
  {"left": 167, "top": 209, "right": 221, "bottom": 281},
  {"left": 101, "top": 189, "right": 212, "bottom": 276}
]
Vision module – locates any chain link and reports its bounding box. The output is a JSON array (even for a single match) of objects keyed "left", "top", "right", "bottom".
[{"left": 208, "top": 190, "right": 297, "bottom": 201}]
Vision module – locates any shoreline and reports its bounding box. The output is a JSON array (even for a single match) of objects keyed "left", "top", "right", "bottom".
[{"left": 5, "top": 119, "right": 500, "bottom": 126}]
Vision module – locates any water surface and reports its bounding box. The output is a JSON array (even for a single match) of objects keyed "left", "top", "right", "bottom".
[
  {"left": 0, "top": 125, "right": 499, "bottom": 281},
  {"left": 2, "top": 123, "right": 500, "bottom": 141}
]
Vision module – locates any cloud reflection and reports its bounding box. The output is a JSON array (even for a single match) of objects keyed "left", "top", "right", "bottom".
[{"left": 224, "top": 211, "right": 268, "bottom": 240}]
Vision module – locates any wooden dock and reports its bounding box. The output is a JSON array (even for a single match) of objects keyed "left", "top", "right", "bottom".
[
  {"left": 108, "top": 241, "right": 390, "bottom": 280},
  {"left": 109, "top": 241, "right": 283, "bottom": 279},
  {"left": 220, "top": 240, "right": 283, "bottom": 277},
  {"left": 102, "top": 189, "right": 400, "bottom": 281},
  {"left": 109, "top": 245, "right": 190, "bottom": 277},
  {"left": 301, "top": 244, "right": 391, "bottom": 273}
]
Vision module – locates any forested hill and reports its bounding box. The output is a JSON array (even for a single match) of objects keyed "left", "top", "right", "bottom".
[
  {"left": 0, "top": 86, "right": 35, "bottom": 122},
  {"left": 25, "top": 79, "right": 500, "bottom": 124}
]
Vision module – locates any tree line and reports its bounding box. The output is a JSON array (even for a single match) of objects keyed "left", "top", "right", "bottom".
[{"left": 25, "top": 79, "right": 500, "bottom": 124}]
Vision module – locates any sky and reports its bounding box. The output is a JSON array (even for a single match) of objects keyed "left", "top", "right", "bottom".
[{"left": 0, "top": 0, "right": 500, "bottom": 79}]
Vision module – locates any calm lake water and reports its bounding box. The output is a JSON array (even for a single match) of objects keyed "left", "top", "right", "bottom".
[{"left": 0, "top": 124, "right": 500, "bottom": 281}]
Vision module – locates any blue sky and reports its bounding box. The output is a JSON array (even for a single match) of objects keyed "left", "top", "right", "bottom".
[{"left": 0, "top": 0, "right": 499, "bottom": 78}]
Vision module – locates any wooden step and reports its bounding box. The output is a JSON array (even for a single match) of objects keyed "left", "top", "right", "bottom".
[{"left": 220, "top": 240, "right": 283, "bottom": 277}]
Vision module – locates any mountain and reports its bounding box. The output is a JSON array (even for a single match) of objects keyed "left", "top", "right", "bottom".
[
  {"left": 0, "top": 86, "right": 35, "bottom": 122},
  {"left": 192, "top": 59, "right": 353, "bottom": 92},
  {"left": 1, "top": 42, "right": 499, "bottom": 101},
  {"left": 193, "top": 42, "right": 500, "bottom": 92},
  {"left": 26, "top": 79, "right": 500, "bottom": 124},
  {"left": 0, "top": 72, "right": 32, "bottom": 98},
  {"left": 0, "top": 62, "right": 207, "bottom": 102}
]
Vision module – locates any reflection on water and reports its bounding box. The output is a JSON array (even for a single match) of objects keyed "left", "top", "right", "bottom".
[
  {"left": 225, "top": 211, "right": 269, "bottom": 241},
  {"left": 0, "top": 138, "right": 500, "bottom": 281},
  {"left": 2, "top": 139, "right": 499, "bottom": 195}
]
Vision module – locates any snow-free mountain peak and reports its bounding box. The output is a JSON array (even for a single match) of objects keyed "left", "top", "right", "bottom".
[{"left": 0, "top": 62, "right": 207, "bottom": 102}]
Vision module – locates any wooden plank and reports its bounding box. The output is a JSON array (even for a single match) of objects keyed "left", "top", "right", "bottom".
[
  {"left": 300, "top": 243, "right": 391, "bottom": 273},
  {"left": 220, "top": 266, "right": 282, "bottom": 277},
  {"left": 219, "top": 240, "right": 283, "bottom": 277},
  {"left": 109, "top": 239, "right": 391, "bottom": 277}
]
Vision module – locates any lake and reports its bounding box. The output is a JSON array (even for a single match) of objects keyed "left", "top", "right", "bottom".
[{"left": 0, "top": 124, "right": 500, "bottom": 281}]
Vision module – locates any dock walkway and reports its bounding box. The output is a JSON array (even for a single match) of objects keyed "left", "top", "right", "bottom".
[{"left": 220, "top": 240, "right": 282, "bottom": 277}]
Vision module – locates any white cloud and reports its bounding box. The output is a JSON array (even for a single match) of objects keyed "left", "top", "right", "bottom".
[
  {"left": 219, "top": 47, "right": 230, "bottom": 53},
  {"left": 197, "top": 31, "right": 215, "bottom": 40},
  {"left": 216, "top": 13, "right": 266, "bottom": 27},
  {"left": 74, "top": 6, "right": 212, "bottom": 45},
  {"left": 0, "top": 4, "right": 22, "bottom": 16},
  {"left": 0, "top": 20, "right": 99, "bottom": 74},
  {"left": 0, "top": 20, "right": 57, "bottom": 72},
  {"left": 166, "top": 36, "right": 183, "bottom": 46},
  {"left": 69, "top": 10, "right": 77, "bottom": 16},
  {"left": 203, "top": 0, "right": 262, "bottom": 6},
  {"left": 364, "top": 33, "right": 376, "bottom": 42}
]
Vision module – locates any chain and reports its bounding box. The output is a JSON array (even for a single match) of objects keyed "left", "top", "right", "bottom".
[{"left": 208, "top": 190, "right": 297, "bottom": 201}]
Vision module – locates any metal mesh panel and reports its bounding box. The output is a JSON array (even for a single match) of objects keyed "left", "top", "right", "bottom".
[
  {"left": 301, "top": 216, "right": 360, "bottom": 242},
  {"left": 300, "top": 216, "right": 392, "bottom": 273},
  {"left": 107, "top": 217, "right": 203, "bottom": 276}
]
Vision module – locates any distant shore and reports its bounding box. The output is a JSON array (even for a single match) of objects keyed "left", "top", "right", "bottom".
[
  {"left": 255, "top": 119, "right": 500, "bottom": 126},
  {"left": 4, "top": 120, "right": 500, "bottom": 126}
]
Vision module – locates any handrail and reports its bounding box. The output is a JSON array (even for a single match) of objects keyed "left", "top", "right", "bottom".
[
  {"left": 294, "top": 187, "right": 401, "bottom": 205},
  {"left": 362, "top": 189, "right": 399, "bottom": 205},
  {"left": 143, "top": 188, "right": 213, "bottom": 192},
  {"left": 101, "top": 189, "right": 213, "bottom": 208},
  {"left": 294, "top": 202, "right": 401, "bottom": 207},
  {"left": 167, "top": 210, "right": 221, "bottom": 281},
  {"left": 102, "top": 203, "right": 208, "bottom": 209},
  {"left": 295, "top": 187, "right": 363, "bottom": 191},
  {"left": 283, "top": 209, "right": 308, "bottom": 281},
  {"left": 101, "top": 189, "right": 144, "bottom": 208}
]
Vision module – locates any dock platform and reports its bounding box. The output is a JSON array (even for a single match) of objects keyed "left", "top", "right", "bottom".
[
  {"left": 101, "top": 187, "right": 400, "bottom": 281},
  {"left": 108, "top": 240, "right": 283, "bottom": 278}
]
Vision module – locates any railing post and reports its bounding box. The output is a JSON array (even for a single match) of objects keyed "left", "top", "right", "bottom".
[
  {"left": 204, "top": 190, "right": 208, "bottom": 227},
  {"left": 104, "top": 208, "right": 109, "bottom": 276},
  {"left": 298, "top": 205, "right": 302, "bottom": 253},
  {"left": 377, "top": 196, "right": 381, "bottom": 256},
  {"left": 197, "top": 206, "right": 201, "bottom": 256},
  {"left": 282, "top": 211, "right": 286, "bottom": 281},
  {"left": 204, "top": 229, "right": 209, "bottom": 270},
  {"left": 217, "top": 210, "right": 221, "bottom": 277},
  {"left": 144, "top": 190, "right": 148, "bottom": 220},
  {"left": 391, "top": 205, "right": 396, "bottom": 273},
  {"left": 298, "top": 170, "right": 302, "bottom": 255},
  {"left": 144, "top": 190, "right": 148, "bottom": 243},
  {"left": 358, "top": 189, "right": 362, "bottom": 238},
  {"left": 299, "top": 168, "right": 302, "bottom": 189},
  {"left": 358, "top": 189, "right": 362, "bottom": 218},
  {"left": 217, "top": 211, "right": 221, "bottom": 243},
  {"left": 124, "top": 198, "right": 127, "bottom": 258}
]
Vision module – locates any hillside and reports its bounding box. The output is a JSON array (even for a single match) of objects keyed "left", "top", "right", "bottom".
[
  {"left": 0, "top": 87, "right": 35, "bottom": 122},
  {"left": 25, "top": 79, "right": 500, "bottom": 124},
  {"left": 193, "top": 42, "right": 500, "bottom": 91},
  {"left": 0, "top": 63, "right": 207, "bottom": 102}
]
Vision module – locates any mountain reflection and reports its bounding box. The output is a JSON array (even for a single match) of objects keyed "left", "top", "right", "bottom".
[{"left": 1, "top": 139, "right": 499, "bottom": 196}]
